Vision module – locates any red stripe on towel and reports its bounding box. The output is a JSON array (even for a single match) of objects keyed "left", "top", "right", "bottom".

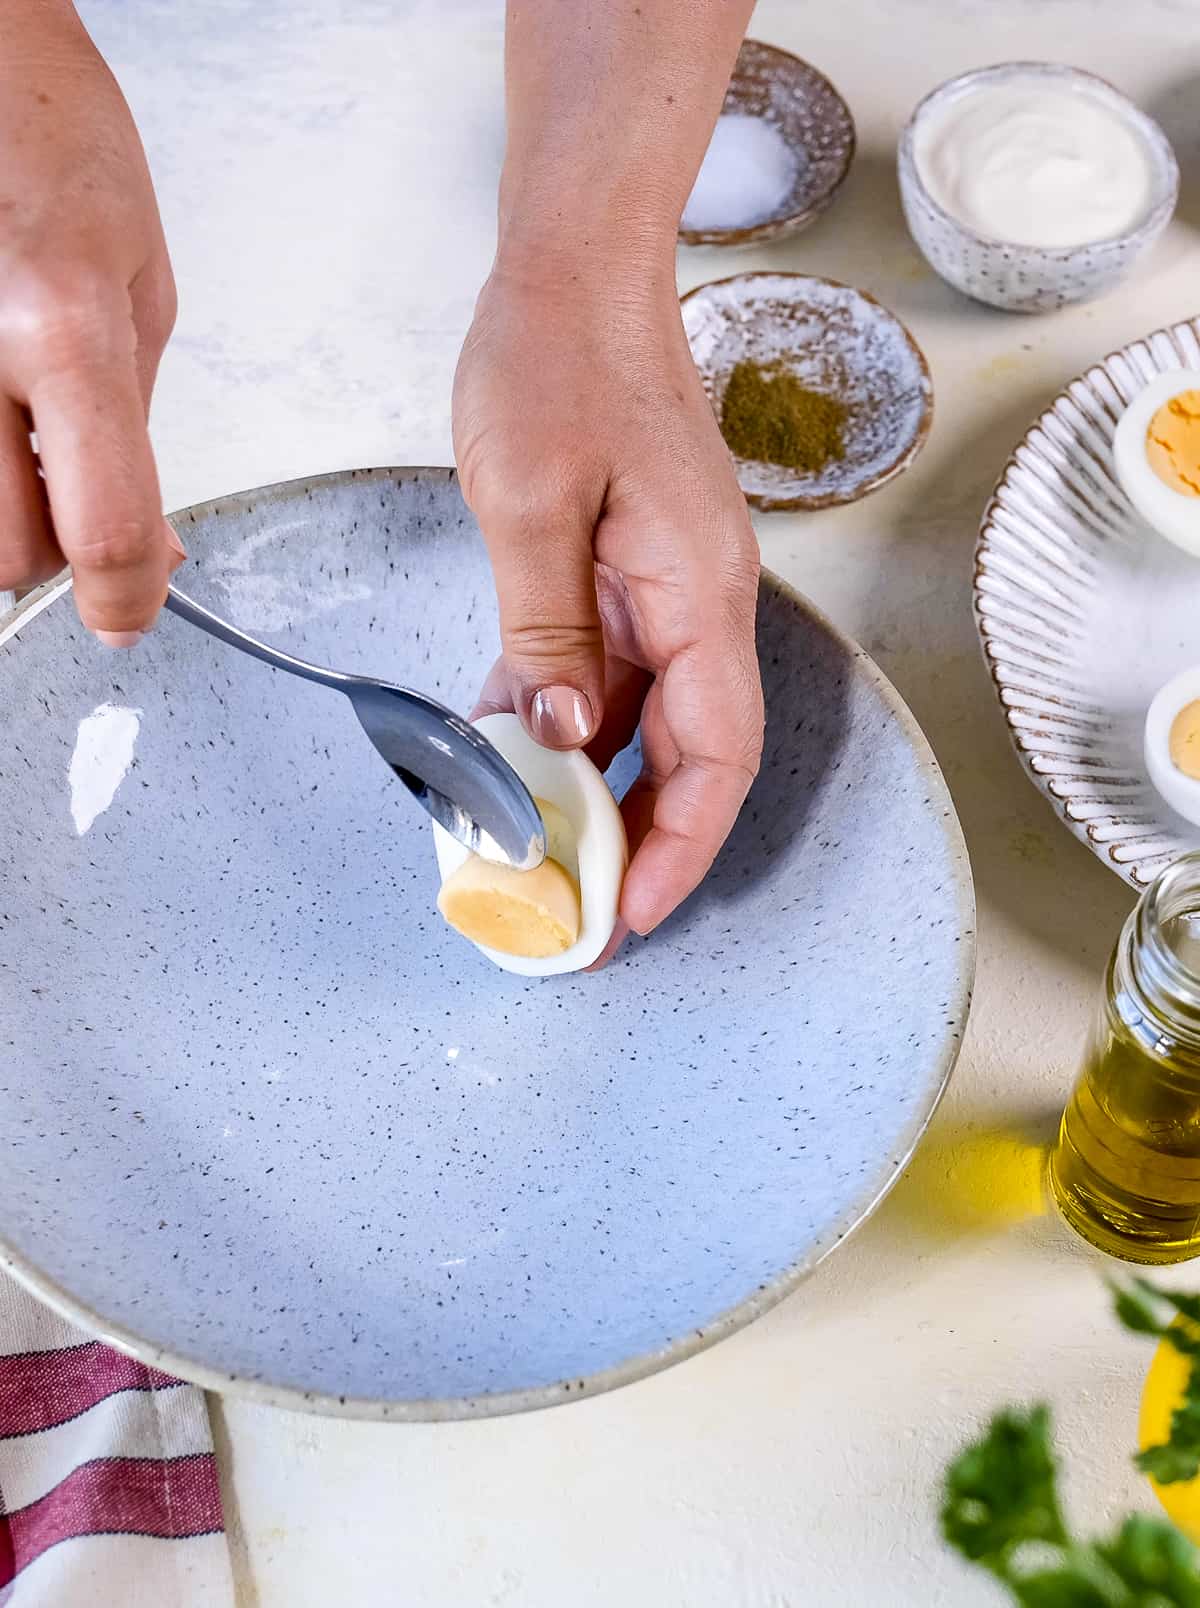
[
  {"left": 0, "top": 1454, "right": 222, "bottom": 1588},
  {"left": 0, "top": 1342, "right": 180, "bottom": 1438}
]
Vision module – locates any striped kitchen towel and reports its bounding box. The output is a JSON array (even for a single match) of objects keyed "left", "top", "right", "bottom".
[{"left": 0, "top": 1275, "right": 233, "bottom": 1606}]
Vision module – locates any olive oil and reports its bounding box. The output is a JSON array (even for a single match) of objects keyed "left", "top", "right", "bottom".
[{"left": 1051, "top": 855, "right": 1200, "bottom": 1264}]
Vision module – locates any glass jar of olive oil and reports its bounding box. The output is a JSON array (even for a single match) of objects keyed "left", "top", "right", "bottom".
[{"left": 1051, "top": 852, "right": 1200, "bottom": 1264}]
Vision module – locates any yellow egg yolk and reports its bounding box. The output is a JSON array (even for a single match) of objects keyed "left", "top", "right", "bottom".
[
  {"left": 1146, "top": 389, "right": 1200, "bottom": 496},
  {"left": 436, "top": 798, "right": 582, "bottom": 958},
  {"left": 1170, "top": 700, "right": 1200, "bottom": 780}
]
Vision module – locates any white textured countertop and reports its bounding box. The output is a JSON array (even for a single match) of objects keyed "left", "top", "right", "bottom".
[{"left": 77, "top": 0, "right": 1200, "bottom": 1602}]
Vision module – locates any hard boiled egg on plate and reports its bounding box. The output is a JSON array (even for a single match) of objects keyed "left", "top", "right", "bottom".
[
  {"left": 432, "top": 712, "right": 627, "bottom": 975},
  {"left": 1146, "top": 665, "right": 1200, "bottom": 828},
  {"left": 1114, "top": 370, "right": 1200, "bottom": 556}
]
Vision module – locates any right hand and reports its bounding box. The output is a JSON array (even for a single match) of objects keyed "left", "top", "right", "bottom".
[
  {"left": 454, "top": 259, "right": 764, "bottom": 949},
  {"left": 0, "top": 3, "right": 182, "bottom": 642}
]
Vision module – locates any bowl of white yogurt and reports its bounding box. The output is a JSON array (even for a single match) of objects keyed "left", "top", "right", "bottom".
[{"left": 898, "top": 62, "right": 1178, "bottom": 312}]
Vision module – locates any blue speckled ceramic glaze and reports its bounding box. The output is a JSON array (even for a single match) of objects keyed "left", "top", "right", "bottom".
[{"left": 0, "top": 467, "right": 973, "bottom": 1420}]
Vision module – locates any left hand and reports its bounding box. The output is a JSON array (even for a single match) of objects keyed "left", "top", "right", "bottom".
[{"left": 452, "top": 254, "right": 764, "bottom": 959}]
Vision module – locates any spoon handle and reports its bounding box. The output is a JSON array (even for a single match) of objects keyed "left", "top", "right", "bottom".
[{"left": 164, "top": 586, "right": 349, "bottom": 692}]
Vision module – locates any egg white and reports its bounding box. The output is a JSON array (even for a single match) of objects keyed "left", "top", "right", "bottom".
[
  {"left": 432, "top": 713, "right": 627, "bottom": 976},
  {"left": 1145, "top": 664, "right": 1200, "bottom": 828},
  {"left": 1113, "top": 370, "right": 1200, "bottom": 558}
]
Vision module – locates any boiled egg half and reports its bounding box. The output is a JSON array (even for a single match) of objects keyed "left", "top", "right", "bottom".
[
  {"left": 431, "top": 712, "right": 627, "bottom": 975},
  {"left": 1145, "top": 665, "right": 1200, "bottom": 827},
  {"left": 1114, "top": 371, "right": 1200, "bottom": 557}
]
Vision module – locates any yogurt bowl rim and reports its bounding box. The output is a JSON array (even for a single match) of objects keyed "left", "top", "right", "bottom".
[{"left": 898, "top": 59, "right": 1179, "bottom": 259}]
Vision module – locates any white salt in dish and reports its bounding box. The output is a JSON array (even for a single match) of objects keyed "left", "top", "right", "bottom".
[
  {"left": 678, "top": 39, "right": 855, "bottom": 247},
  {"left": 683, "top": 115, "right": 801, "bottom": 233}
]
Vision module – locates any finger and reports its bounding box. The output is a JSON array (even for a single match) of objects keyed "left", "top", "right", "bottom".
[
  {"left": 469, "top": 655, "right": 515, "bottom": 722},
  {"left": 0, "top": 399, "right": 60, "bottom": 591},
  {"left": 471, "top": 647, "right": 650, "bottom": 775},
  {"left": 584, "top": 654, "right": 652, "bottom": 775},
  {"left": 587, "top": 758, "right": 661, "bottom": 970},
  {"left": 619, "top": 630, "right": 764, "bottom": 937},
  {"left": 468, "top": 475, "right": 606, "bottom": 750},
  {"left": 584, "top": 917, "right": 631, "bottom": 973},
  {"left": 129, "top": 258, "right": 177, "bottom": 416},
  {"left": 28, "top": 329, "right": 175, "bottom": 644},
  {"left": 572, "top": 655, "right": 650, "bottom": 972}
]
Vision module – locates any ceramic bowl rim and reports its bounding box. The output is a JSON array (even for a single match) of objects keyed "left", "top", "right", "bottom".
[
  {"left": 0, "top": 464, "right": 975, "bottom": 1421},
  {"left": 681, "top": 271, "right": 934, "bottom": 512},
  {"left": 898, "top": 60, "right": 1179, "bottom": 261},
  {"left": 677, "top": 38, "right": 856, "bottom": 248}
]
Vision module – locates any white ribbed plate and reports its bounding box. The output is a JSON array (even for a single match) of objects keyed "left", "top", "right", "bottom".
[{"left": 975, "top": 317, "right": 1200, "bottom": 888}]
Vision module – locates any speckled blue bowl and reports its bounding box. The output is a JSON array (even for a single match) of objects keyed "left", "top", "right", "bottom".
[{"left": 0, "top": 468, "right": 973, "bottom": 1419}]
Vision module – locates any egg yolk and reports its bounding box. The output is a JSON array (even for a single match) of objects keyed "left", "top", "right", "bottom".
[
  {"left": 1146, "top": 390, "right": 1200, "bottom": 497},
  {"left": 1170, "top": 700, "right": 1200, "bottom": 781},
  {"left": 436, "top": 798, "right": 582, "bottom": 958}
]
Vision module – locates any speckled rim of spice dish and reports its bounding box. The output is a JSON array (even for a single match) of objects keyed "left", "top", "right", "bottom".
[
  {"left": 0, "top": 468, "right": 974, "bottom": 1422},
  {"left": 682, "top": 271, "right": 934, "bottom": 512},
  {"left": 974, "top": 319, "right": 1200, "bottom": 887},
  {"left": 678, "top": 39, "right": 856, "bottom": 248},
  {"left": 899, "top": 61, "right": 1179, "bottom": 260}
]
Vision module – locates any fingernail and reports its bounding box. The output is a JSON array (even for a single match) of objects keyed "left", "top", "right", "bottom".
[
  {"left": 623, "top": 904, "right": 659, "bottom": 939},
  {"left": 96, "top": 630, "right": 145, "bottom": 649},
  {"left": 531, "top": 686, "right": 594, "bottom": 748},
  {"left": 163, "top": 522, "right": 187, "bottom": 560}
]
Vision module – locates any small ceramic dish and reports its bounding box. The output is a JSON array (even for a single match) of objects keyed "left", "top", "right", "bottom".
[
  {"left": 0, "top": 467, "right": 973, "bottom": 1420},
  {"left": 678, "top": 39, "right": 855, "bottom": 247},
  {"left": 975, "top": 315, "right": 1200, "bottom": 888},
  {"left": 899, "top": 62, "right": 1178, "bottom": 313},
  {"left": 1145, "top": 667, "right": 1200, "bottom": 828},
  {"left": 682, "top": 272, "right": 933, "bottom": 512}
]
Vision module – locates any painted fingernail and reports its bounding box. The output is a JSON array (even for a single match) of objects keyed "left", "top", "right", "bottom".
[
  {"left": 96, "top": 630, "right": 145, "bottom": 649},
  {"left": 531, "top": 686, "right": 594, "bottom": 747},
  {"left": 163, "top": 522, "right": 187, "bottom": 560}
]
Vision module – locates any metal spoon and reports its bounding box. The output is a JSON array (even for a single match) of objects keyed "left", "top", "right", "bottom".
[{"left": 163, "top": 585, "right": 545, "bottom": 871}]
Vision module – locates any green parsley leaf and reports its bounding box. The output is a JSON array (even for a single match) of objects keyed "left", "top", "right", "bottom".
[
  {"left": 1138, "top": 1282, "right": 1200, "bottom": 1334},
  {"left": 1136, "top": 1361, "right": 1200, "bottom": 1485},
  {"left": 1003, "top": 1552, "right": 1127, "bottom": 1608},
  {"left": 1112, "top": 1280, "right": 1200, "bottom": 1484},
  {"left": 1001, "top": 1521, "right": 1200, "bottom": 1608},
  {"left": 942, "top": 1290, "right": 1200, "bottom": 1605},
  {"left": 1110, "top": 1280, "right": 1171, "bottom": 1339},
  {"left": 1005, "top": 1569, "right": 1113, "bottom": 1608},
  {"left": 941, "top": 1406, "right": 1068, "bottom": 1571},
  {"left": 1094, "top": 1514, "right": 1200, "bottom": 1605}
]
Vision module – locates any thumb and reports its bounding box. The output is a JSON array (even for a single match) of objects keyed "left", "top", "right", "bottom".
[{"left": 473, "top": 484, "right": 606, "bottom": 750}]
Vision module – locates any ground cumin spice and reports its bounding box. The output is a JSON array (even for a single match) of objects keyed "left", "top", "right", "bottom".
[{"left": 719, "top": 360, "right": 847, "bottom": 472}]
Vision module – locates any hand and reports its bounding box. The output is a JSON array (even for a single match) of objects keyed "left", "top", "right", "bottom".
[
  {"left": 0, "top": 2, "right": 182, "bottom": 640},
  {"left": 453, "top": 257, "right": 764, "bottom": 953}
]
